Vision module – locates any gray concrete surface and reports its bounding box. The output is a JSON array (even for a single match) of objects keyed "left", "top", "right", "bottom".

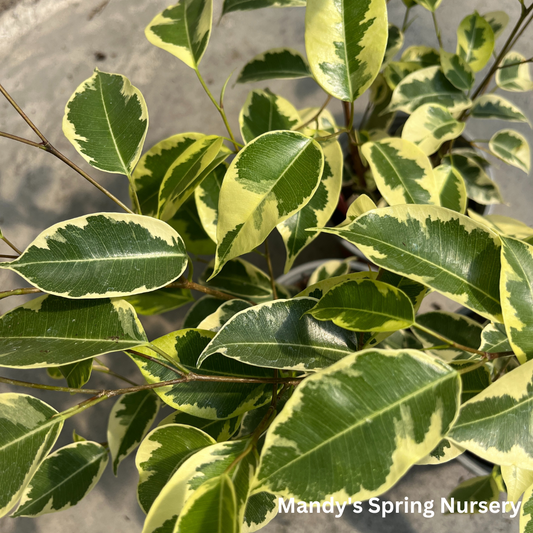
[{"left": 0, "top": 0, "right": 530, "bottom": 531}]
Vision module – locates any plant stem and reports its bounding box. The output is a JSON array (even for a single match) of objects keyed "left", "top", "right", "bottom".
[
  {"left": 195, "top": 69, "right": 240, "bottom": 151},
  {"left": 432, "top": 11, "right": 443, "bottom": 49},
  {"left": 0, "top": 84, "right": 133, "bottom": 214},
  {"left": 401, "top": 6, "right": 412, "bottom": 33},
  {"left": 146, "top": 343, "right": 191, "bottom": 376},
  {"left": 496, "top": 57, "right": 533, "bottom": 69},
  {"left": 127, "top": 173, "right": 143, "bottom": 214},
  {"left": 0, "top": 376, "right": 101, "bottom": 394},
  {"left": 92, "top": 365, "right": 139, "bottom": 386},
  {"left": 295, "top": 94, "right": 332, "bottom": 130},
  {"left": 264, "top": 238, "right": 278, "bottom": 300},
  {"left": 342, "top": 101, "right": 367, "bottom": 190},
  {"left": 0, "top": 287, "right": 41, "bottom": 300},
  {"left": 0, "top": 254, "right": 18, "bottom": 259},
  {"left": 1, "top": 234, "right": 22, "bottom": 255}
]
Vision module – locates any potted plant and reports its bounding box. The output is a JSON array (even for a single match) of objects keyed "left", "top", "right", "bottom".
[{"left": 0, "top": 0, "right": 532, "bottom": 531}]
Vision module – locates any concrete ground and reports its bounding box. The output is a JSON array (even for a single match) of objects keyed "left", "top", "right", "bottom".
[{"left": 0, "top": 0, "right": 530, "bottom": 531}]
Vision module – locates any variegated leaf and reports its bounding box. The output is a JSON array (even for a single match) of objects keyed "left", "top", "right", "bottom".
[
  {"left": 500, "top": 236, "right": 533, "bottom": 363},
  {"left": 298, "top": 271, "right": 377, "bottom": 299},
  {"left": 307, "top": 278, "right": 415, "bottom": 332},
  {"left": 239, "top": 89, "right": 300, "bottom": 144},
  {"left": 243, "top": 492, "right": 278, "bottom": 533},
  {"left": 456, "top": 13, "right": 495, "bottom": 72},
  {"left": 401, "top": 46, "right": 441, "bottom": 67},
  {"left": 158, "top": 136, "right": 230, "bottom": 221},
  {"left": 307, "top": 259, "right": 351, "bottom": 286},
  {"left": 130, "top": 329, "right": 272, "bottom": 419},
  {"left": 338, "top": 194, "right": 378, "bottom": 226},
  {"left": 132, "top": 133, "right": 204, "bottom": 216},
  {"left": 449, "top": 359, "right": 533, "bottom": 468},
  {"left": 108, "top": 390, "right": 160, "bottom": 475},
  {"left": 387, "top": 66, "right": 472, "bottom": 115},
  {"left": 383, "top": 61, "right": 421, "bottom": 90},
  {"left": 197, "top": 299, "right": 252, "bottom": 332},
  {"left": 212, "top": 131, "right": 324, "bottom": 277},
  {"left": 237, "top": 48, "right": 310, "bottom": 83},
  {"left": 222, "top": 0, "right": 305, "bottom": 15},
  {"left": 384, "top": 25, "right": 404, "bottom": 63},
  {"left": 198, "top": 297, "right": 357, "bottom": 371},
  {"left": 145, "top": 0, "right": 212, "bottom": 70},
  {"left": 502, "top": 465, "right": 533, "bottom": 504},
  {"left": 63, "top": 69, "right": 148, "bottom": 176},
  {"left": 1, "top": 213, "right": 187, "bottom": 298},
  {"left": 402, "top": 104, "right": 465, "bottom": 156},
  {"left": 520, "top": 483, "right": 533, "bottom": 532},
  {"left": 294, "top": 107, "right": 338, "bottom": 134},
  {"left": 158, "top": 411, "right": 241, "bottom": 442},
  {"left": 195, "top": 163, "right": 226, "bottom": 243},
  {"left": 483, "top": 11, "right": 509, "bottom": 39},
  {"left": 323, "top": 205, "right": 503, "bottom": 321},
  {"left": 414, "top": 0, "right": 442, "bottom": 11},
  {"left": 490, "top": 129, "right": 531, "bottom": 174},
  {"left": 440, "top": 49, "right": 475, "bottom": 91},
  {"left": 459, "top": 366, "right": 491, "bottom": 402},
  {"left": 0, "top": 393, "right": 63, "bottom": 517},
  {"left": 136, "top": 424, "right": 215, "bottom": 513},
  {"left": 471, "top": 95, "right": 530, "bottom": 123},
  {"left": 468, "top": 211, "right": 533, "bottom": 241},
  {"left": 255, "top": 349, "right": 460, "bottom": 501},
  {"left": 58, "top": 359, "right": 93, "bottom": 389},
  {"left": 479, "top": 322, "right": 511, "bottom": 353},
  {"left": 496, "top": 51, "right": 533, "bottom": 92},
  {"left": 13, "top": 441, "right": 108, "bottom": 517},
  {"left": 278, "top": 139, "right": 343, "bottom": 272},
  {"left": 183, "top": 296, "right": 225, "bottom": 328},
  {"left": 441, "top": 153, "right": 503, "bottom": 205},
  {"left": 126, "top": 288, "right": 194, "bottom": 316},
  {"left": 305, "top": 0, "right": 388, "bottom": 101},
  {"left": 361, "top": 137, "right": 439, "bottom": 205},
  {"left": 0, "top": 295, "right": 147, "bottom": 368},
  {"left": 445, "top": 475, "right": 499, "bottom": 513},
  {"left": 417, "top": 439, "right": 464, "bottom": 465},
  {"left": 433, "top": 164, "right": 467, "bottom": 213}
]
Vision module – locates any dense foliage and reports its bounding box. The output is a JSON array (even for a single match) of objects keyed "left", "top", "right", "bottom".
[{"left": 0, "top": 0, "right": 533, "bottom": 531}]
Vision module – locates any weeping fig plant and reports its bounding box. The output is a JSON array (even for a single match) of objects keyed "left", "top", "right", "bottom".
[{"left": 1, "top": 0, "right": 533, "bottom": 531}]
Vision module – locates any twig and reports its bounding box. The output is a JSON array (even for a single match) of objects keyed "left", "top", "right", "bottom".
[
  {"left": 295, "top": 95, "right": 333, "bottom": 130},
  {"left": 264, "top": 238, "right": 278, "bottom": 300}
]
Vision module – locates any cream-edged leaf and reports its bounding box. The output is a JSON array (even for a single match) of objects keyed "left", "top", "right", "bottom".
[
  {"left": 298, "top": 271, "right": 377, "bottom": 299},
  {"left": 108, "top": 390, "right": 160, "bottom": 475},
  {"left": 483, "top": 11, "right": 509, "bottom": 39},
  {"left": 456, "top": 13, "right": 495, "bottom": 72},
  {"left": 305, "top": 0, "right": 388, "bottom": 101},
  {"left": 237, "top": 48, "right": 310, "bottom": 83},
  {"left": 479, "top": 322, "right": 511, "bottom": 353},
  {"left": 195, "top": 163, "right": 226, "bottom": 243},
  {"left": 502, "top": 465, "right": 533, "bottom": 505},
  {"left": 401, "top": 46, "right": 441, "bottom": 67},
  {"left": 243, "top": 491, "right": 278, "bottom": 533},
  {"left": 213, "top": 131, "right": 324, "bottom": 277},
  {"left": 255, "top": 348, "right": 460, "bottom": 501},
  {"left": 62, "top": 69, "right": 148, "bottom": 176},
  {"left": 13, "top": 441, "right": 108, "bottom": 517},
  {"left": 385, "top": 24, "right": 404, "bottom": 63},
  {"left": 183, "top": 296, "right": 226, "bottom": 328},
  {"left": 496, "top": 51, "right": 533, "bottom": 92},
  {"left": 468, "top": 211, "right": 533, "bottom": 241},
  {"left": 414, "top": 0, "right": 442, "bottom": 11},
  {"left": 198, "top": 299, "right": 252, "bottom": 332},
  {"left": 440, "top": 49, "right": 475, "bottom": 91},
  {"left": 1, "top": 213, "right": 188, "bottom": 298},
  {"left": 520, "top": 483, "right": 533, "bottom": 532},
  {"left": 383, "top": 61, "right": 422, "bottom": 90},
  {"left": 323, "top": 205, "right": 503, "bottom": 321},
  {"left": 471, "top": 95, "right": 530, "bottom": 123},
  {"left": 307, "top": 259, "right": 351, "bottom": 287},
  {"left": 433, "top": 164, "right": 467, "bottom": 213},
  {"left": 158, "top": 411, "right": 241, "bottom": 442},
  {"left": 338, "top": 195, "right": 378, "bottom": 226},
  {"left": 490, "top": 129, "right": 531, "bottom": 174},
  {"left": 417, "top": 439, "right": 464, "bottom": 465},
  {"left": 126, "top": 288, "right": 194, "bottom": 316},
  {"left": 361, "top": 137, "right": 439, "bottom": 205},
  {"left": 222, "top": 0, "right": 305, "bottom": 15},
  {"left": 0, "top": 295, "right": 147, "bottom": 368},
  {"left": 145, "top": 0, "right": 212, "bottom": 69},
  {"left": 198, "top": 297, "right": 358, "bottom": 371}
]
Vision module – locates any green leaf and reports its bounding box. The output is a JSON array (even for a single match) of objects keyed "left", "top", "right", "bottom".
[
  {"left": 385, "top": 24, "right": 404, "bottom": 63},
  {"left": 108, "top": 390, "right": 160, "bottom": 475},
  {"left": 0, "top": 393, "right": 63, "bottom": 517},
  {"left": 143, "top": 440, "right": 247, "bottom": 533},
  {"left": 13, "top": 441, "right": 108, "bottom": 517},
  {"left": 308, "top": 279, "right": 415, "bottom": 332},
  {"left": 195, "top": 163, "right": 226, "bottom": 243},
  {"left": 338, "top": 194, "right": 377, "bottom": 226},
  {"left": 298, "top": 271, "right": 377, "bottom": 299},
  {"left": 433, "top": 164, "right": 468, "bottom": 213},
  {"left": 361, "top": 137, "right": 439, "bottom": 205},
  {"left": 323, "top": 205, "right": 503, "bottom": 321},
  {"left": 0, "top": 295, "right": 147, "bottom": 368},
  {"left": 472, "top": 213, "right": 533, "bottom": 242},
  {"left": 222, "top": 0, "right": 305, "bottom": 15},
  {"left": 502, "top": 465, "right": 533, "bottom": 504},
  {"left": 471, "top": 95, "right": 530, "bottom": 123},
  {"left": 305, "top": 0, "right": 388, "bottom": 101},
  {"left": 125, "top": 287, "right": 194, "bottom": 316},
  {"left": 212, "top": 131, "right": 324, "bottom": 277},
  {"left": 136, "top": 424, "right": 215, "bottom": 513},
  {"left": 413, "top": 311, "right": 483, "bottom": 361},
  {"left": 456, "top": 13, "right": 495, "bottom": 72},
  {"left": 521, "top": 483, "right": 533, "bottom": 532},
  {"left": 444, "top": 475, "right": 499, "bottom": 513},
  {"left": 183, "top": 296, "right": 225, "bottom": 328},
  {"left": 414, "top": 0, "right": 442, "bottom": 11},
  {"left": 63, "top": 69, "right": 148, "bottom": 176},
  {"left": 131, "top": 329, "right": 272, "bottom": 419},
  {"left": 307, "top": 259, "right": 351, "bottom": 286},
  {"left": 158, "top": 411, "right": 241, "bottom": 442},
  {"left": 483, "top": 11, "right": 509, "bottom": 39},
  {"left": 278, "top": 139, "right": 343, "bottom": 272},
  {"left": 500, "top": 236, "right": 533, "bottom": 364},
  {"left": 237, "top": 48, "right": 310, "bottom": 83},
  {"left": 199, "top": 297, "right": 357, "bottom": 371},
  {"left": 132, "top": 133, "right": 204, "bottom": 216},
  {"left": 1, "top": 213, "right": 187, "bottom": 298},
  {"left": 59, "top": 359, "right": 93, "bottom": 389},
  {"left": 243, "top": 492, "right": 278, "bottom": 532},
  {"left": 145, "top": 0, "right": 212, "bottom": 69},
  {"left": 490, "top": 129, "right": 531, "bottom": 173},
  {"left": 441, "top": 153, "right": 503, "bottom": 205},
  {"left": 401, "top": 46, "right": 441, "bottom": 67},
  {"left": 440, "top": 49, "right": 475, "bottom": 91},
  {"left": 255, "top": 348, "right": 460, "bottom": 501},
  {"left": 158, "top": 136, "right": 230, "bottom": 221},
  {"left": 383, "top": 61, "right": 422, "bottom": 90},
  {"left": 479, "top": 322, "right": 511, "bottom": 353},
  {"left": 417, "top": 439, "right": 464, "bottom": 465},
  {"left": 200, "top": 258, "right": 273, "bottom": 300},
  {"left": 459, "top": 365, "right": 491, "bottom": 402},
  {"left": 449, "top": 359, "right": 533, "bottom": 467},
  {"left": 198, "top": 299, "right": 252, "bottom": 332},
  {"left": 174, "top": 474, "right": 238, "bottom": 533},
  {"left": 239, "top": 89, "right": 300, "bottom": 144},
  {"left": 496, "top": 51, "right": 533, "bottom": 92},
  {"left": 387, "top": 66, "right": 472, "bottom": 115}
]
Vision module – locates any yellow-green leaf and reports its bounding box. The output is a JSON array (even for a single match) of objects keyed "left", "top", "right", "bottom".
[
  {"left": 433, "top": 164, "right": 467, "bottom": 213},
  {"left": 456, "top": 13, "right": 495, "bottom": 72},
  {"left": 471, "top": 95, "right": 530, "bottom": 123},
  {"left": 490, "top": 129, "right": 531, "bottom": 174},
  {"left": 237, "top": 48, "right": 310, "bottom": 83},
  {"left": 496, "top": 51, "right": 533, "bottom": 92},
  {"left": 440, "top": 49, "right": 475, "bottom": 91},
  {"left": 502, "top": 465, "right": 533, "bottom": 504}
]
